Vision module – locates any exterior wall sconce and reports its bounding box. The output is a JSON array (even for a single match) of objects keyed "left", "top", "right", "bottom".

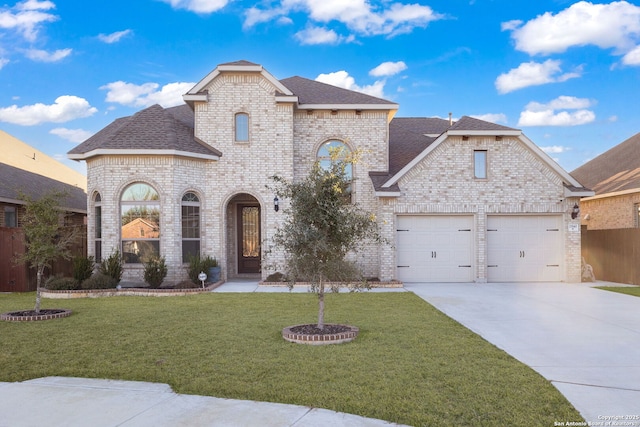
[
  {"left": 571, "top": 203, "right": 579, "bottom": 219},
  {"left": 274, "top": 196, "right": 279, "bottom": 212}
]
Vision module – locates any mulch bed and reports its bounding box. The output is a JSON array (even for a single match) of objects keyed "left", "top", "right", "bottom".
[{"left": 1, "top": 309, "right": 72, "bottom": 322}]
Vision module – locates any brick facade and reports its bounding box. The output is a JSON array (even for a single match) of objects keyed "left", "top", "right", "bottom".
[
  {"left": 80, "top": 62, "right": 584, "bottom": 284},
  {"left": 580, "top": 191, "right": 640, "bottom": 230}
]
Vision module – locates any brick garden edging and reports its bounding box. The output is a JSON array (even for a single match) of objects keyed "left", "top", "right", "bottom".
[
  {"left": 1, "top": 309, "right": 73, "bottom": 322},
  {"left": 41, "top": 282, "right": 223, "bottom": 299},
  {"left": 282, "top": 324, "right": 359, "bottom": 345}
]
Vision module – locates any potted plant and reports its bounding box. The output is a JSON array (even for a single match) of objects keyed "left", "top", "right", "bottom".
[{"left": 202, "top": 256, "right": 220, "bottom": 283}]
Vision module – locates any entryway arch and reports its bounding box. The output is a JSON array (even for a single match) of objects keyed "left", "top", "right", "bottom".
[{"left": 226, "top": 193, "right": 261, "bottom": 278}]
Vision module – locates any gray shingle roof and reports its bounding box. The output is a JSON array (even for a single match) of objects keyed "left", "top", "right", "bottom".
[
  {"left": 280, "top": 76, "right": 397, "bottom": 106},
  {"left": 68, "top": 104, "right": 221, "bottom": 157},
  {"left": 450, "top": 116, "right": 520, "bottom": 132},
  {"left": 571, "top": 131, "right": 640, "bottom": 195},
  {"left": 0, "top": 163, "right": 86, "bottom": 212}
]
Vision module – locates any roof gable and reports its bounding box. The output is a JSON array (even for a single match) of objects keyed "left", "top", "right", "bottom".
[{"left": 571, "top": 131, "right": 640, "bottom": 195}]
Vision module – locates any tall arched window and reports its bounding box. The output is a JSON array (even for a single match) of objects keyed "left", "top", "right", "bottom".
[
  {"left": 235, "top": 112, "right": 249, "bottom": 142},
  {"left": 121, "top": 183, "right": 160, "bottom": 264},
  {"left": 181, "top": 192, "right": 201, "bottom": 262},
  {"left": 94, "top": 192, "right": 102, "bottom": 262},
  {"left": 317, "top": 140, "right": 353, "bottom": 200}
]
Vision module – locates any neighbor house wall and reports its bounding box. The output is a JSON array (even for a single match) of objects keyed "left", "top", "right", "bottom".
[{"left": 580, "top": 191, "right": 640, "bottom": 230}]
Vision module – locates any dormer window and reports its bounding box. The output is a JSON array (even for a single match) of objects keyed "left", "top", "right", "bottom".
[{"left": 235, "top": 113, "right": 249, "bottom": 142}]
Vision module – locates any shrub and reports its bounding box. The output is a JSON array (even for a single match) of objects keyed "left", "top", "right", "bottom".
[
  {"left": 144, "top": 256, "right": 167, "bottom": 288},
  {"left": 175, "top": 280, "right": 200, "bottom": 289},
  {"left": 45, "top": 274, "right": 79, "bottom": 290},
  {"left": 187, "top": 254, "right": 218, "bottom": 284},
  {"left": 73, "top": 256, "right": 95, "bottom": 284},
  {"left": 99, "top": 250, "right": 123, "bottom": 283},
  {"left": 81, "top": 273, "right": 118, "bottom": 289}
]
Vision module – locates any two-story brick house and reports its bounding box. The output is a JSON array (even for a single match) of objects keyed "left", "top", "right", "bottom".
[{"left": 68, "top": 60, "right": 592, "bottom": 284}]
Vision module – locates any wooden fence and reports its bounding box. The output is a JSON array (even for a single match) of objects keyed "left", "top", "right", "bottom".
[
  {"left": 581, "top": 227, "right": 640, "bottom": 285},
  {"left": 0, "top": 225, "right": 87, "bottom": 292}
]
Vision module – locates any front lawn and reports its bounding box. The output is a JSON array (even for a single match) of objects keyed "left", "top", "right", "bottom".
[
  {"left": 596, "top": 286, "right": 640, "bottom": 298},
  {"left": 0, "top": 292, "right": 581, "bottom": 426}
]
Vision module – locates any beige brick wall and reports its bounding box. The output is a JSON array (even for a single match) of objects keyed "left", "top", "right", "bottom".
[
  {"left": 379, "top": 136, "right": 582, "bottom": 282},
  {"left": 580, "top": 192, "right": 640, "bottom": 230}
]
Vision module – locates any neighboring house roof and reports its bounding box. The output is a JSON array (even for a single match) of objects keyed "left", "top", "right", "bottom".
[
  {"left": 0, "top": 130, "right": 86, "bottom": 190},
  {"left": 571, "top": 131, "right": 640, "bottom": 195},
  {"left": 0, "top": 163, "right": 87, "bottom": 213},
  {"left": 68, "top": 104, "right": 221, "bottom": 161},
  {"left": 280, "top": 76, "right": 397, "bottom": 108}
]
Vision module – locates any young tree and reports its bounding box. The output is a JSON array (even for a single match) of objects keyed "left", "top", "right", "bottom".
[
  {"left": 15, "top": 190, "right": 79, "bottom": 314},
  {"left": 270, "top": 148, "right": 383, "bottom": 330}
]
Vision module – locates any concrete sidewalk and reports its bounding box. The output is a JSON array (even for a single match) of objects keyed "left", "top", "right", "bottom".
[
  {"left": 0, "top": 377, "right": 407, "bottom": 427},
  {"left": 404, "top": 281, "right": 640, "bottom": 424}
]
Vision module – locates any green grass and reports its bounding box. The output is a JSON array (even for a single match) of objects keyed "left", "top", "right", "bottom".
[
  {"left": 596, "top": 286, "right": 640, "bottom": 297},
  {"left": 0, "top": 292, "right": 581, "bottom": 426}
]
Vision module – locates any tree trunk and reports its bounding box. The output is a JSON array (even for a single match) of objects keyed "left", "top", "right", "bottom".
[
  {"left": 34, "top": 265, "right": 44, "bottom": 314},
  {"left": 317, "top": 278, "right": 325, "bottom": 330}
]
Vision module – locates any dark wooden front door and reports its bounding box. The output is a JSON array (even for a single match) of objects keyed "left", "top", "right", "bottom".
[{"left": 237, "top": 204, "right": 261, "bottom": 273}]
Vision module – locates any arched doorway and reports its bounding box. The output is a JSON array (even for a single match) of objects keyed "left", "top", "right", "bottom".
[{"left": 227, "top": 193, "right": 261, "bottom": 276}]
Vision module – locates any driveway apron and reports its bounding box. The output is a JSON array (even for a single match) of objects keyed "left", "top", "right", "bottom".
[{"left": 404, "top": 282, "right": 640, "bottom": 424}]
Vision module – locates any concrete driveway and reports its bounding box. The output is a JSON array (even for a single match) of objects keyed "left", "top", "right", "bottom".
[{"left": 404, "top": 282, "right": 640, "bottom": 424}]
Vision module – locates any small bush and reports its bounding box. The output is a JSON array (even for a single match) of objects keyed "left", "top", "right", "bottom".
[
  {"left": 144, "top": 256, "right": 167, "bottom": 288},
  {"left": 265, "top": 272, "right": 287, "bottom": 282},
  {"left": 73, "top": 256, "right": 95, "bottom": 284},
  {"left": 81, "top": 273, "right": 118, "bottom": 290},
  {"left": 45, "top": 275, "right": 79, "bottom": 290},
  {"left": 187, "top": 254, "right": 218, "bottom": 284},
  {"left": 175, "top": 280, "right": 200, "bottom": 289},
  {"left": 99, "top": 250, "right": 123, "bottom": 283}
]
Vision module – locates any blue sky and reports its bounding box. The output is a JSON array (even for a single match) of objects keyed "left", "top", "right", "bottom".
[{"left": 1, "top": 0, "right": 639, "bottom": 175}]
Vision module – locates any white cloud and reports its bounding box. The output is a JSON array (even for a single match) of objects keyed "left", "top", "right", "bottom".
[
  {"left": 495, "top": 60, "right": 581, "bottom": 94},
  {"left": 50, "top": 127, "right": 94, "bottom": 143},
  {"left": 504, "top": 1, "right": 640, "bottom": 56},
  {"left": 101, "top": 81, "right": 195, "bottom": 108},
  {"left": 0, "top": 0, "right": 58, "bottom": 42},
  {"left": 0, "top": 57, "right": 8, "bottom": 69},
  {"left": 315, "top": 70, "right": 385, "bottom": 98},
  {"left": 369, "top": 61, "right": 407, "bottom": 77},
  {"left": 518, "top": 96, "right": 596, "bottom": 127},
  {"left": 0, "top": 95, "right": 97, "bottom": 126},
  {"left": 25, "top": 47, "right": 71, "bottom": 62},
  {"left": 161, "top": 0, "right": 229, "bottom": 14},
  {"left": 295, "top": 26, "right": 348, "bottom": 45},
  {"left": 98, "top": 29, "right": 132, "bottom": 44},
  {"left": 622, "top": 45, "right": 640, "bottom": 65},
  {"left": 469, "top": 113, "right": 508, "bottom": 124},
  {"left": 244, "top": 1, "right": 443, "bottom": 42},
  {"left": 540, "top": 145, "right": 571, "bottom": 154}
]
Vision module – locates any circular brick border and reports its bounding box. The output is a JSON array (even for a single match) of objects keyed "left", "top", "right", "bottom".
[
  {"left": 1, "top": 309, "right": 72, "bottom": 322},
  {"left": 282, "top": 324, "right": 359, "bottom": 345}
]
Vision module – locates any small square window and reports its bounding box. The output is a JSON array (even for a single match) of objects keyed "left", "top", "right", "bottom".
[{"left": 474, "top": 150, "right": 487, "bottom": 179}]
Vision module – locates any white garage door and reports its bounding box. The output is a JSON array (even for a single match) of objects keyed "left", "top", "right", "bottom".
[
  {"left": 396, "top": 216, "right": 474, "bottom": 282},
  {"left": 487, "top": 215, "right": 563, "bottom": 282}
]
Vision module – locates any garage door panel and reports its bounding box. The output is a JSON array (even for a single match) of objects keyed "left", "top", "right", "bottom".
[
  {"left": 396, "top": 216, "right": 473, "bottom": 283},
  {"left": 487, "top": 215, "right": 563, "bottom": 282}
]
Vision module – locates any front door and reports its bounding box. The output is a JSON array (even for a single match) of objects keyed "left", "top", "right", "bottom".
[{"left": 237, "top": 204, "right": 261, "bottom": 273}]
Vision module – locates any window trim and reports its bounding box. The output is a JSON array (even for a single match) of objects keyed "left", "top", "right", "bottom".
[
  {"left": 4, "top": 206, "right": 17, "bottom": 227},
  {"left": 120, "top": 182, "right": 161, "bottom": 264},
  {"left": 181, "top": 191, "right": 201, "bottom": 263},
  {"left": 235, "top": 112, "right": 249, "bottom": 142},
  {"left": 474, "top": 150, "right": 488, "bottom": 180}
]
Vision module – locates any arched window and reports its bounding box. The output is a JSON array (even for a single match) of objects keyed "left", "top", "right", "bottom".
[
  {"left": 317, "top": 140, "right": 353, "bottom": 200},
  {"left": 94, "top": 192, "right": 102, "bottom": 262},
  {"left": 120, "top": 183, "right": 160, "bottom": 264},
  {"left": 181, "top": 192, "right": 201, "bottom": 262},
  {"left": 235, "top": 113, "right": 249, "bottom": 142}
]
